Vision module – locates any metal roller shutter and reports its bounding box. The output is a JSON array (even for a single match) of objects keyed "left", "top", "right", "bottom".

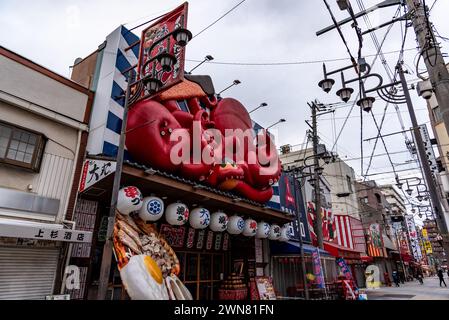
[{"left": 0, "top": 246, "right": 60, "bottom": 300}]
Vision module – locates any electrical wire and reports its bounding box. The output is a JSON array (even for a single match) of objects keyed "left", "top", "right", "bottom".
[
  {"left": 186, "top": 48, "right": 416, "bottom": 67},
  {"left": 192, "top": 0, "right": 247, "bottom": 39}
]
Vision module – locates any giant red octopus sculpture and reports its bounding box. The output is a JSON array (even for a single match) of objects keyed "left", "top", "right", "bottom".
[{"left": 125, "top": 77, "right": 282, "bottom": 203}]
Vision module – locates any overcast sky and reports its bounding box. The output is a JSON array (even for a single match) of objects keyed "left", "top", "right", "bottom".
[{"left": 2, "top": 0, "right": 449, "bottom": 218}]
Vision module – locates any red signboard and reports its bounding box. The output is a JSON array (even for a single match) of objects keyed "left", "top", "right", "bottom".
[
  {"left": 138, "top": 2, "right": 188, "bottom": 93},
  {"left": 159, "top": 224, "right": 186, "bottom": 248}
]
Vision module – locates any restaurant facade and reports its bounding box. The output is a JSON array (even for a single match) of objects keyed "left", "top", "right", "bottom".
[{"left": 67, "top": 13, "right": 300, "bottom": 300}]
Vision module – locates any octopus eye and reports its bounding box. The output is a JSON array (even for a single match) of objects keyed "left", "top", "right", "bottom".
[{"left": 221, "top": 163, "right": 227, "bottom": 168}]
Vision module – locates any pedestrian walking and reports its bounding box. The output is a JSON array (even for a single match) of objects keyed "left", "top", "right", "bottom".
[
  {"left": 392, "top": 271, "right": 400, "bottom": 287},
  {"left": 438, "top": 269, "right": 447, "bottom": 287},
  {"left": 416, "top": 269, "right": 424, "bottom": 285}
]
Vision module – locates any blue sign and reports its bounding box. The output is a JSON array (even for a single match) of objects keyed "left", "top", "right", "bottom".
[{"left": 312, "top": 248, "right": 325, "bottom": 289}]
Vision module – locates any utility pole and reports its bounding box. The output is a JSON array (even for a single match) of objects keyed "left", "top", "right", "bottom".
[
  {"left": 96, "top": 73, "right": 132, "bottom": 300},
  {"left": 406, "top": 0, "right": 449, "bottom": 137},
  {"left": 311, "top": 102, "right": 324, "bottom": 250},
  {"left": 397, "top": 63, "right": 449, "bottom": 262},
  {"left": 291, "top": 174, "right": 310, "bottom": 300}
]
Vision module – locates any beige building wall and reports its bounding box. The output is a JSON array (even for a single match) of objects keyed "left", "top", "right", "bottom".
[
  {"left": 280, "top": 148, "right": 361, "bottom": 219},
  {"left": 0, "top": 50, "right": 90, "bottom": 222}
]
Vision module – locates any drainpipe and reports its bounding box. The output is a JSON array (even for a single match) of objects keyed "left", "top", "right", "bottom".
[{"left": 59, "top": 129, "right": 82, "bottom": 295}]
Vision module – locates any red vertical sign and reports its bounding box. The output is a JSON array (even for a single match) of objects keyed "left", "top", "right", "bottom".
[{"left": 138, "top": 2, "right": 188, "bottom": 93}]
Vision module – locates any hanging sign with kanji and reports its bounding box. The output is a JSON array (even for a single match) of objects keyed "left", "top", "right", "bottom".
[{"left": 79, "top": 159, "right": 116, "bottom": 192}]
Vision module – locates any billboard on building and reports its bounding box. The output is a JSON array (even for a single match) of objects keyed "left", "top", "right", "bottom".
[
  {"left": 267, "top": 173, "right": 311, "bottom": 243},
  {"left": 303, "top": 175, "right": 335, "bottom": 244},
  {"left": 138, "top": 2, "right": 188, "bottom": 94},
  {"left": 405, "top": 215, "right": 423, "bottom": 261}
]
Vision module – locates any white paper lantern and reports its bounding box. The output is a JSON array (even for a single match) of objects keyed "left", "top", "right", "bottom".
[
  {"left": 227, "top": 215, "right": 244, "bottom": 235},
  {"left": 117, "top": 186, "right": 143, "bottom": 215},
  {"left": 279, "top": 225, "right": 292, "bottom": 242},
  {"left": 210, "top": 211, "right": 229, "bottom": 232},
  {"left": 138, "top": 196, "right": 164, "bottom": 222},
  {"left": 268, "top": 224, "right": 282, "bottom": 241},
  {"left": 165, "top": 202, "right": 189, "bottom": 226},
  {"left": 189, "top": 208, "right": 211, "bottom": 230},
  {"left": 243, "top": 219, "right": 258, "bottom": 237},
  {"left": 256, "top": 222, "right": 271, "bottom": 239}
]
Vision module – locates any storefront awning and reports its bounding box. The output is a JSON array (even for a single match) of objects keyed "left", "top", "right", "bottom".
[
  {"left": 270, "top": 240, "right": 331, "bottom": 256},
  {"left": 0, "top": 218, "right": 92, "bottom": 243},
  {"left": 82, "top": 161, "right": 294, "bottom": 225}
]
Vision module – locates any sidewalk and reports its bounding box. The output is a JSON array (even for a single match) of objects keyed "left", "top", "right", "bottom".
[{"left": 365, "top": 277, "right": 449, "bottom": 300}]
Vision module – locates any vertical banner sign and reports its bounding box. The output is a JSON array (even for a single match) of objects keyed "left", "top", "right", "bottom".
[
  {"left": 336, "top": 258, "right": 354, "bottom": 282},
  {"left": 417, "top": 124, "right": 439, "bottom": 178},
  {"left": 312, "top": 248, "right": 325, "bottom": 289},
  {"left": 369, "top": 223, "right": 382, "bottom": 248},
  {"left": 422, "top": 228, "right": 433, "bottom": 254},
  {"left": 305, "top": 177, "right": 335, "bottom": 244},
  {"left": 206, "top": 231, "right": 214, "bottom": 250},
  {"left": 222, "top": 233, "right": 229, "bottom": 251},
  {"left": 186, "top": 228, "right": 195, "bottom": 249},
  {"left": 284, "top": 174, "right": 311, "bottom": 243},
  {"left": 196, "top": 230, "right": 206, "bottom": 250},
  {"left": 214, "top": 233, "right": 222, "bottom": 251},
  {"left": 405, "top": 215, "right": 423, "bottom": 261},
  {"left": 138, "top": 2, "right": 188, "bottom": 94}
]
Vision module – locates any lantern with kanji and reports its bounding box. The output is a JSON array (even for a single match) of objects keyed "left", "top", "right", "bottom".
[
  {"left": 210, "top": 211, "right": 229, "bottom": 232},
  {"left": 117, "top": 186, "right": 143, "bottom": 215},
  {"left": 189, "top": 208, "right": 211, "bottom": 230},
  {"left": 242, "top": 219, "right": 258, "bottom": 237},
  {"left": 165, "top": 202, "right": 189, "bottom": 226},
  {"left": 268, "top": 224, "right": 281, "bottom": 241},
  {"left": 256, "top": 222, "right": 270, "bottom": 239}
]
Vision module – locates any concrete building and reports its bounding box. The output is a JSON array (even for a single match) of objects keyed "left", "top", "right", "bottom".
[
  {"left": 422, "top": 219, "right": 446, "bottom": 268},
  {"left": 355, "top": 180, "right": 398, "bottom": 283},
  {"left": 280, "top": 147, "right": 360, "bottom": 219},
  {"left": 0, "top": 46, "right": 93, "bottom": 299}
]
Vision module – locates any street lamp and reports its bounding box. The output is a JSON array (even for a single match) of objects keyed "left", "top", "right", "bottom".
[
  {"left": 218, "top": 79, "right": 241, "bottom": 95},
  {"left": 172, "top": 28, "right": 193, "bottom": 47},
  {"left": 315, "top": 166, "right": 324, "bottom": 176},
  {"left": 357, "top": 96, "right": 376, "bottom": 113},
  {"left": 266, "top": 118, "right": 286, "bottom": 130},
  {"left": 249, "top": 102, "right": 268, "bottom": 114},
  {"left": 322, "top": 152, "right": 332, "bottom": 165},
  {"left": 188, "top": 55, "right": 214, "bottom": 74}
]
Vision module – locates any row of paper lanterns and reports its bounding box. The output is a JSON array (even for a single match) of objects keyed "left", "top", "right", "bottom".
[{"left": 117, "top": 187, "right": 292, "bottom": 242}]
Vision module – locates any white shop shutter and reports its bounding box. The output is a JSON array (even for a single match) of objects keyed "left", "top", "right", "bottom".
[{"left": 0, "top": 246, "right": 60, "bottom": 300}]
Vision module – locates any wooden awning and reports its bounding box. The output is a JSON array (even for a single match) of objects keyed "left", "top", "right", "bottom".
[{"left": 122, "top": 165, "right": 293, "bottom": 225}]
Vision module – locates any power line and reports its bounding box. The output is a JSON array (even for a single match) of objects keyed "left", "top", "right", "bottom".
[
  {"left": 185, "top": 48, "right": 416, "bottom": 66},
  {"left": 192, "top": 0, "right": 247, "bottom": 39}
]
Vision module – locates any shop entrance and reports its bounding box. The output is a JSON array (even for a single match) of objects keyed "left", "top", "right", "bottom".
[{"left": 177, "top": 251, "right": 228, "bottom": 300}]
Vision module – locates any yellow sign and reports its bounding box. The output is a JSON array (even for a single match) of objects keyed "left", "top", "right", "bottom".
[
  {"left": 422, "top": 229, "right": 428, "bottom": 238},
  {"left": 424, "top": 241, "right": 433, "bottom": 254}
]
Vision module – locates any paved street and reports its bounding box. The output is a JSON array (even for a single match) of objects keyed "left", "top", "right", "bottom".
[{"left": 365, "top": 277, "right": 449, "bottom": 300}]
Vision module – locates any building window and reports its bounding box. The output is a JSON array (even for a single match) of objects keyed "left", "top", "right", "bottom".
[
  {"left": 346, "top": 175, "right": 353, "bottom": 192},
  {"left": 375, "top": 193, "right": 382, "bottom": 204},
  {"left": 0, "top": 122, "right": 46, "bottom": 172}
]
